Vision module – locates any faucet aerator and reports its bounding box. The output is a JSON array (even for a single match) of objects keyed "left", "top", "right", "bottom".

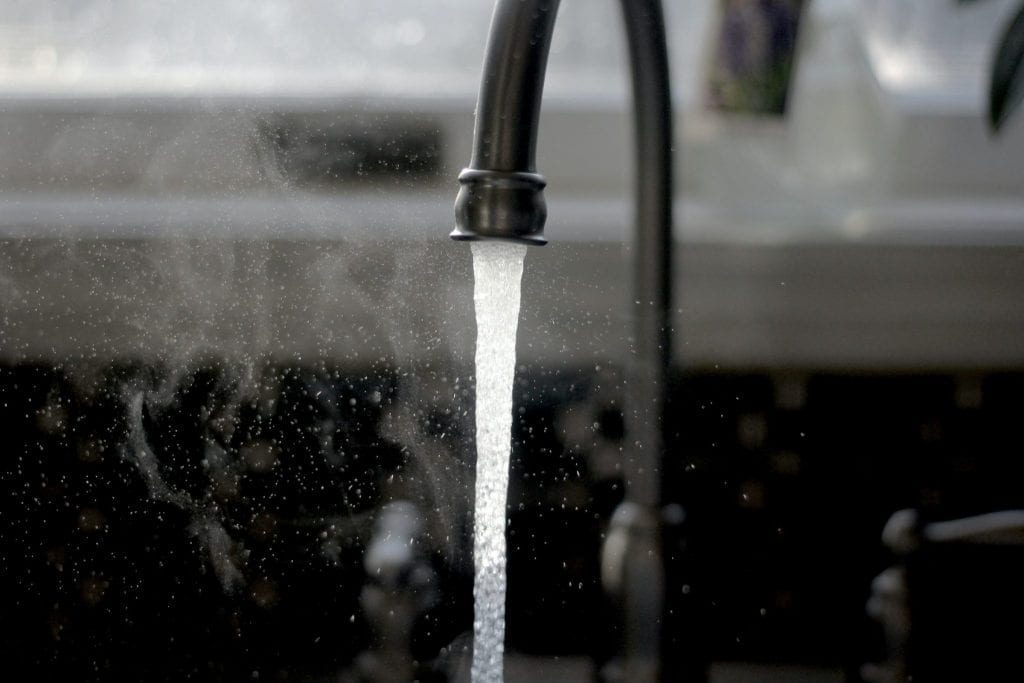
[{"left": 452, "top": 168, "right": 548, "bottom": 245}]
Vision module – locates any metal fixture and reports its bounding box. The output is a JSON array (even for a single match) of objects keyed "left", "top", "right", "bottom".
[{"left": 451, "top": 0, "right": 674, "bottom": 679}]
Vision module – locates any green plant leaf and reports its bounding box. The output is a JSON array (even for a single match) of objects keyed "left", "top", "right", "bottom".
[{"left": 990, "top": 3, "right": 1024, "bottom": 131}]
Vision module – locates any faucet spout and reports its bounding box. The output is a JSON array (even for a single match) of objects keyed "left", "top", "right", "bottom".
[
  {"left": 453, "top": 0, "right": 675, "bottom": 679},
  {"left": 451, "top": 0, "right": 559, "bottom": 245}
]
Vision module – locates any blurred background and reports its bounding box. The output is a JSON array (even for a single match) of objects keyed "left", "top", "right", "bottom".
[{"left": 2, "top": 0, "right": 1024, "bottom": 681}]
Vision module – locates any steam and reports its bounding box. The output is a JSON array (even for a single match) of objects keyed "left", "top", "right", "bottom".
[
  {"left": 126, "top": 391, "right": 192, "bottom": 509},
  {"left": 0, "top": 103, "right": 477, "bottom": 601},
  {"left": 126, "top": 389, "right": 245, "bottom": 592}
]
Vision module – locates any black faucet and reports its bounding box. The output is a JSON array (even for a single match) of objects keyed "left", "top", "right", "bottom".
[{"left": 451, "top": 0, "right": 674, "bottom": 680}]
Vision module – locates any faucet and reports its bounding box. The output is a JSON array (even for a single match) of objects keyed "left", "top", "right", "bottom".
[
  {"left": 359, "top": 501, "right": 439, "bottom": 683},
  {"left": 451, "top": 1, "right": 674, "bottom": 681}
]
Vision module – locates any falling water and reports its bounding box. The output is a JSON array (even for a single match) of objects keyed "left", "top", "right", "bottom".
[{"left": 470, "top": 241, "right": 528, "bottom": 683}]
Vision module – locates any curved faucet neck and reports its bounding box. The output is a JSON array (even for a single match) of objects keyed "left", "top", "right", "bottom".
[{"left": 470, "top": 0, "right": 559, "bottom": 172}]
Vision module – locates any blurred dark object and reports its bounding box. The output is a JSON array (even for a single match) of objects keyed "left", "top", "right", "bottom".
[
  {"left": 6, "top": 363, "right": 1024, "bottom": 680},
  {"left": 706, "top": 0, "right": 806, "bottom": 115},
  {"left": 960, "top": 0, "right": 1024, "bottom": 131},
  {"left": 358, "top": 501, "right": 441, "bottom": 683},
  {"left": 987, "top": 2, "right": 1024, "bottom": 131},
  {"left": 262, "top": 117, "right": 442, "bottom": 186},
  {"left": 865, "top": 509, "right": 1024, "bottom": 682}
]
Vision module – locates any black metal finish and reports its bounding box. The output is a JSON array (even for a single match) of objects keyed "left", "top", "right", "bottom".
[
  {"left": 620, "top": 0, "right": 673, "bottom": 509},
  {"left": 450, "top": 0, "right": 559, "bottom": 245},
  {"left": 451, "top": 0, "right": 675, "bottom": 679},
  {"left": 452, "top": 169, "right": 548, "bottom": 245}
]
